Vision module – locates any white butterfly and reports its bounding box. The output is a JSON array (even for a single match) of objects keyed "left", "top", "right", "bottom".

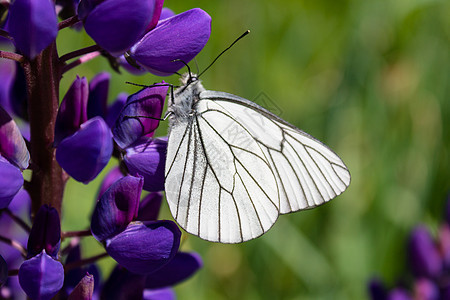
[{"left": 164, "top": 73, "right": 350, "bottom": 243}]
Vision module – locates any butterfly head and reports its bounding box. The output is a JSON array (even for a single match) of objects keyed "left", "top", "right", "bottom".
[{"left": 168, "top": 73, "right": 205, "bottom": 121}]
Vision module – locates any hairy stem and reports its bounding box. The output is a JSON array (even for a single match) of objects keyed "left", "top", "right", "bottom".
[{"left": 23, "top": 42, "right": 66, "bottom": 217}]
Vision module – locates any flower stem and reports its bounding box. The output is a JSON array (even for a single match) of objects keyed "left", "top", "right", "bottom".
[
  {"left": 0, "top": 235, "right": 27, "bottom": 258},
  {"left": 59, "top": 44, "right": 102, "bottom": 63},
  {"left": 62, "top": 51, "right": 101, "bottom": 73},
  {"left": 62, "top": 229, "right": 92, "bottom": 239},
  {"left": 23, "top": 42, "right": 66, "bottom": 217},
  {"left": 0, "top": 50, "right": 24, "bottom": 63},
  {"left": 4, "top": 209, "right": 31, "bottom": 232},
  {"left": 58, "top": 15, "right": 80, "bottom": 30},
  {"left": 64, "top": 252, "right": 109, "bottom": 271}
]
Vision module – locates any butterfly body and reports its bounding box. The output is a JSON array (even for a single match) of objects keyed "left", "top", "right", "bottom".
[{"left": 165, "top": 74, "right": 350, "bottom": 243}]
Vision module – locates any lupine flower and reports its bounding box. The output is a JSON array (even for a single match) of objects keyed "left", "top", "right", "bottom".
[
  {"left": 368, "top": 197, "right": 450, "bottom": 300},
  {"left": 0, "top": 0, "right": 209, "bottom": 297}
]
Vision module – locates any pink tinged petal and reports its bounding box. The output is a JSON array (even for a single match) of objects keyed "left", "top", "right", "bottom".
[
  {"left": 0, "top": 156, "right": 24, "bottom": 209},
  {"left": 124, "top": 137, "right": 167, "bottom": 192},
  {"left": 143, "top": 288, "right": 175, "bottom": 300},
  {"left": 113, "top": 84, "right": 167, "bottom": 149},
  {"left": 146, "top": 0, "right": 164, "bottom": 31},
  {"left": 159, "top": 8, "right": 175, "bottom": 20},
  {"left": 97, "top": 166, "right": 124, "bottom": 199},
  {"left": 105, "top": 92, "right": 127, "bottom": 128},
  {"left": 91, "top": 175, "right": 143, "bottom": 242},
  {"left": 145, "top": 252, "right": 202, "bottom": 289},
  {"left": 130, "top": 8, "right": 211, "bottom": 76},
  {"left": 0, "top": 106, "right": 29, "bottom": 170},
  {"left": 137, "top": 192, "right": 163, "bottom": 221},
  {"left": 27, "top": 205, "right": 61, "bottom": 259},
  {"left": 105, "top": 221, "right": 181, "bottom": 275},
  {"left": 414, "top": 278, "right": 439, "bottom": 300},
  {"left": 83, "top": 0, "right": 156, "bottom": 55},
  {"left": 56, "top": 117, "right": 113, "bottom": 184},
  {"left": 67, "top": 273, "right": 94, "bottom": 300},
  {"left": 439, "top": 224, "right": 450, "bottom": 269},
  {"left": 54, "top": 76, "right": 89, "bottom": 146},
  {"left": 8, "top": 0, "right": 58, "bottom": 59},
  {"left": 88, "top": 72, "right": 110, "bottom": 119},
  {"left": 18, "top": 251, "right": 64, "bottom": 300}
]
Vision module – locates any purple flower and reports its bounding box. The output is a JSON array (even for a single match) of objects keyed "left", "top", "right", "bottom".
[
  {"left": 0, "top": 105, "right": 30, "bottom": 170},
  {"left": 67, "top": 273, "right": 94, "bottom": 300},
  {"left": 113, "top": 84, "right": 167, "bottom": 149},
  {"left": 159, "top": 7, "right": 175, "bottom": 20},
  {"left": 143, "top": 288, "right": 175, "bottom": 300},
  {"left": 0, "top": 156, "right": 24, "bottom": 209},
  {"left": 97, "top": 166, "right": 124, "bottom": 198},
  {"left": 8, "top": 0, "right": 58, "bottom": 59},
  {"left": 130, "top": 8, "right": 211, "bottom": 76},
  {"left": 26, "top": 205, "right": 61, "bottom": 259},
  {"left": 54, "top": 76, "right": 89, "bottom": 146},
  {"left": 408, "top": 225, "right": 442, "bottom": 278},
  {"left": 79, "top": 0, "right": 160, "bottom": 55},
  {"left": 18, "top": 251, "right": 64, "bottom": 300},
  {"left": 136, "top": 192, "right": 163, "bottom": 221},
  {"left": 105, "top": 221, "right": 181, "bottom": 274},
  {"left": 56, "top": 117, "right": 113, "bottom": 183},
  {"left": 87, "top": 72, "right": 110, "bottom": 119},
  {"left": 123, "top": 137, "right": 167, "bottom": 192},
  {"left": 0, "top": 255, "right": 7, "bottom": 287},
  {"left": 91, "top": 175, "right": 143, "bottom": 242}
]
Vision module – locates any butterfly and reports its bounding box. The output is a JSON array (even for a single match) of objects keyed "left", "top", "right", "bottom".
[{"left": 164, "top": 73, "right": 351, "bottom": 243}]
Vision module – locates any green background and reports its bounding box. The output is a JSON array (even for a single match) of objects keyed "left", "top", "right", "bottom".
[{"left": 57, "top": 0, "right": 449, "bottom": 299}]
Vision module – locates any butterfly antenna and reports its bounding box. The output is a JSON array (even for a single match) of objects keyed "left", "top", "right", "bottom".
[
  {"left": 198, "top": 30, "right": 250, "bottom": 78},
  {"left": 171, "top": 59, "right": 192, "bottom": 79},
  {"left": 193, "top": 58, "right": 200, "bottom": 75}
]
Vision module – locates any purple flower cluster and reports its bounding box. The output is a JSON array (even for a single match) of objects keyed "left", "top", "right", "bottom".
[
  {"left": 0, "top": 0, "right": 210, "bottom": 298},
  {"left": 369, "top": 197, "right": 450, "bottom": 300}
]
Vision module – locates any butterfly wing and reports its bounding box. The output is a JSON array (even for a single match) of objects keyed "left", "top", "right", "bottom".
[
  {"left": 165, "top": 102, "right": 280, "bottom": 243},
  {"left": 199, "top": 90, "right": 351, "bottom": 214}
]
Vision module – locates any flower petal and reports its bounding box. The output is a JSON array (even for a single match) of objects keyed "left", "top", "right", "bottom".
[
  {"left": 143, "top": 288, "right": 175, "bottom": 300},
  {"left": 56, "top": 117, "right": 113, "bottom": 183},
  {"left": 136, "top": 192, "right": 163, "bottom": 221},
  {"left": 88, "top": 72, "right": 110, "bottom": 119},
  {"left": 97, "top": 166, "right": 124, "bottom": 199},
  {"left": 18, "top": 251, "right": 64, "bottom": 300},
  {"left": 130, "top": 8, "right": 211, "bottom": 76},
  {"left": 54, "top": 76, "right": 89, "bottom": 146},
  {"left": 67, "top": 273, "right": 94, "bottom": 300},
  {"left": 145, "top": 252, "right": 202, "bottom": 289},
  {"left": 27, "top": 205, "right": 61, "bottom": 259},
  {"left": 0, "top": 106, "right": 30, "bottom": 169},
  {"left": 101, "top": 266, "right": 146, "bottom": 300},
  {"left": 408, "top": 225, "right": 442, "bottom": 278},
  {"left": 159, "top": 8, "right": 175, "bottom": 20},
  {"left": 105, "top": 93, "right": 127, "bottom": 128},
  {"left": 124, "top": 137, "right": 166, "bottom": 192},
  {"left": 106, "top": 221, "right": 180, "bottom": 274},
  {"left": 91, "top": 175, "right": 143, "bottom": 242},
  {"left": 146, "top": 0, "right": 164, "bottom": 32},
  {"left": 113, "top": 84, "right": 167, "bottom": 149},
  {"left": 0, "top": 156, "right": 24, "bottom": 209},
  {"left": 82, "top": 0, "right": 155, "bottom": 55},
  {"left": 0, "top": 255, "right": 7, "bottom": 287},
  {"left": 8, "top": 0, "right": 58, "bottom": 59}
]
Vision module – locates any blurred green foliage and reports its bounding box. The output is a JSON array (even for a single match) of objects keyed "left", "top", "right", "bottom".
[{"left": 59, "top": 0, "right": 449, "bottom": 299}]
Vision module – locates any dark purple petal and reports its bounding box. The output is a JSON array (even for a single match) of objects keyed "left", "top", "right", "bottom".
[
  {"left": 124, "top": 137, "right": 166, "bottom": 192},
  {"left": 130, "top": 8, "right": 211, "bottom": 76},
  {"left": 137, "top": 192, "right": 163, "bottom": 221},
  {"left": 18, "top": 251, "right": 64, "bottom": 300},
  {"left": 82, "top": 0, "right": 155, "bottom": 55},
  {"left": 368, "top": 278, "right": 387, "bottom": 300},
  {"left": 445, "top": 193, "right": 450, "bottom": 225},
  {"left": 105, "top": 93, "right": 127, "bottom": 128},
  {"left": 414, "top": 278, "right": 439, "bottom": 300},
  {"left": 146, "top": 0, "right": 164, "bottom": 31},
  {"left": 91, "top": 175, "right": 143, "bottom": 242},
  {"left": 439, "top": 224, "right": 450, "bottom": 269},
  {"left": 159, "top": 8, "right": 175, "bottom": 20},
  {"left": 56, "top": 117, "right": 113, "bottom": 183},
  {"left": 0, "top": 255, "right": 7, "bottom": 287},
  {"left": 88, "top": 72, "right": 110, "bottom": 119},
  {"left": 27, "top": 205, "right": 61, "bottom": 259},
  {"left": 101, "top": 266, "right": 146, "bottom": 300},
  {"left": 0, "top": 156, "right": 23, "bottom": 209},
  {"left": 67, "top": 273, "right": 94, "bottom": 300},
  {"left": 10, "top": 63, "right": 28, "bottom": 121},
  {"left": 0, "top": 106, "right": 30, "bottom": 169},
  {"left": 145, "top": 252, "right": 202, "bottom": 289},
  {"left": 387, "top": 288, "right": 412, "bottom": 300},
  {"left": 54, "top": 76, "right": 89, "bottom": 146},
  {"left": 113, "top": 84, "right": 167, "bottom": 149},
  {"left": 105, "top": 221, "right": 181, "bottom": 274},
  {"left": 143, "top": 288, "right": 175, "bottom": 300},
  {"left": 8, "top": 0, "right": 58, "bottom": 59},
  {"left": 97, "top": 166, "right": 124, "bottom": 199},
  {"left": 56, "top": 0, "right": 80, "bottom": 21},
  {"left": 408, "top": 225, "right": 442, "bottom": 278}
]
